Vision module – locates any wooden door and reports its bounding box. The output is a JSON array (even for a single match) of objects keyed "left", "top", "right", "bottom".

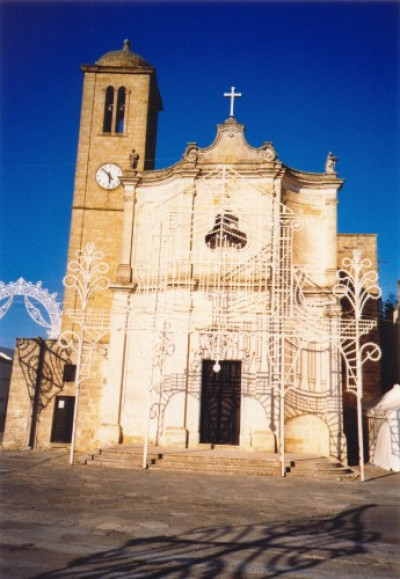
[{"left": 50, "top": 396, "right": 75, "bottom": 443}]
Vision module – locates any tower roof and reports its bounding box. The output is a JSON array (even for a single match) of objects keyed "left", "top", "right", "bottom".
[{"left": 96, "top": 39, "right": 149, "bottom": 68}]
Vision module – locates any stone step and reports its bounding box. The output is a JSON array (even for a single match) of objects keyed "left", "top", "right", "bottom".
[
  {"left": 152, "top": 455, "right": 284, "bottom": 471},
  {"left": 289, "top": 467, "right": 357, "bottom": 479},
  {"left": 151, "top": 463, "right": 282, "bottom": 477},
  {"left": 95, "top": 447, "right": 160, "bottom": 457},
  {"left": 288, "top": 458, "right": 357, "bottom": 480},
  {"left": 158, "top": 455, "right": 283, "bottom": 468},
  {"left": 197, "top": 444, "right": 246, "bottom": 451},
  {"left": 86, "top": 460, "right": 142, "bottom": 470},
  {"left": 95, "top": 452, "right": 159, "bottom": 462},
  {"left": 290, "top": 460, "right": 344, "bottom": 470},
  {"left": 85, "top": 453, "right": 149, "bottom": 469}
]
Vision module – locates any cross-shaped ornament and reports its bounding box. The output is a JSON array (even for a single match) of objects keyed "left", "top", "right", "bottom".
[{"left": 224, "top": 86, "right": 242, "bottom": 117}]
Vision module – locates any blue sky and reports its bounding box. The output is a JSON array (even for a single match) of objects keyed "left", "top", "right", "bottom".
[{"left": 0, "top": 0, "right": 399, "bottom": 348}]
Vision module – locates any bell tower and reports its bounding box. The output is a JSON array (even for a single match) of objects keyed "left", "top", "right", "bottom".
[{"left": 63, "top": 40, "right": 162, "bottom": 321}]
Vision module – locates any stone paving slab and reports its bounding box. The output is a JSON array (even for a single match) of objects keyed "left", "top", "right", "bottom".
[{"left": 0, "top": 449, "right": 399, "bottom": 578}]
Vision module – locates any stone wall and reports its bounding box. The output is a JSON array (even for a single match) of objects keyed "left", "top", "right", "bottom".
[
  {"left": 2, "top": 339, "right": 72, "bottom": 449},
  {"left": 337, "top": 234, "right": 379, "bottom": 289}
]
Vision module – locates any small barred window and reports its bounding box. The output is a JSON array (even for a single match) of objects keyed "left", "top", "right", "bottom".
[{"left": 63, "top": 364, "right": 77, "bottom": 383}]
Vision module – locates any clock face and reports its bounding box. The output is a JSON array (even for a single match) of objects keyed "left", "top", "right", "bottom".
[{"left": 95, "top": 163, "right": 123, "bottom": 190}]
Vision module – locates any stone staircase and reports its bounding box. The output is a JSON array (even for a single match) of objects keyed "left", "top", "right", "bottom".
[
  {"left": 286, "top": 456, "right": 357, "bottom": 480},
  {"left": 83, "top": 446, "right": 357, "bottom": 480}
]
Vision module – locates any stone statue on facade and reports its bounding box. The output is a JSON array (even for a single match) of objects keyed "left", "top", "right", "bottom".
[
  {"left": 262, "top": 142, "right": 277, "bottom": 162},
  {"left": 325, "top": 152, "right": 337, "bottom": 174},
  {"left": 129, "top": 148, "right": 139, "bottom": 170}
]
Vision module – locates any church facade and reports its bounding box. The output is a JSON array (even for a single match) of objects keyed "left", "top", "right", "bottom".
[{"left": 3, "top": 41, "right": 381, "bottom": 462}]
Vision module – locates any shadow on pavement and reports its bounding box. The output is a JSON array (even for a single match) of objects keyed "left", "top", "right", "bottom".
[
  {"left": 36, "top": 504, "right": 379, "bottom": 578},
  {"left": 364, "top": 471, "right": 400, "bottom": 482}
]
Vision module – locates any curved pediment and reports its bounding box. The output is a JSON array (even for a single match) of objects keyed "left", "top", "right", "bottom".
[
  {"left": 181, "top": 117, "right": 279, "bottom": 168},
  {"left": 127, "top": 117, "right": 343, "bottom": 191}
]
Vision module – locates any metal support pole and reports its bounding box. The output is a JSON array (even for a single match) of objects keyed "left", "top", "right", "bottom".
[
  {"left": 356, "top": 390, "right": 365, "bottom": 482},
  {"left": 69, "top": 334, "right": 84, "bottom": 465},
  {"left": 142, "top": 383, "right": 151, "bottom": 469},
  {"left": 279, "top": 387, "right": 285, "bottom": 477},
  {"left": 355, "top": 309, "right": 365, "bottom": 481}
]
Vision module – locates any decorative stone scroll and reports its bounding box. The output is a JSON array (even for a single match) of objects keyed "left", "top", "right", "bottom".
[{"left": 183, "top": 143, "right": 199, "bottom": 163}]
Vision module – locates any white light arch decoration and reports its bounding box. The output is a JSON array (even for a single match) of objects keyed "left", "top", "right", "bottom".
[{"left": 0, "top": 278, "right": 61, "bottom": 338}]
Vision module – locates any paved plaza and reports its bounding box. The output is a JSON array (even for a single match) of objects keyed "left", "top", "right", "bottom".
[{"left": 0, "top": 449, "right": 399, "bottom": 578}]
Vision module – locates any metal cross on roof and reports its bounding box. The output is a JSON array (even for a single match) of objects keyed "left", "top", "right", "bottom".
[{"left": 224, "top": 86, "right": 242, "bottom": 117}]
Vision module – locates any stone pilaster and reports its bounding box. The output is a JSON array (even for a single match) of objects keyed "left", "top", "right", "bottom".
[
  {"left": 325, "top": 197, "right": 339, "bottom": 287},
  {"left": 326, "top": 303, "right": 347, "bottom": 461},
  {"left": 116, "top": 175, "right": 139, "bottom": 284},
  {"left": 98, "top": 289, "right": 131, "bottom": 446}
]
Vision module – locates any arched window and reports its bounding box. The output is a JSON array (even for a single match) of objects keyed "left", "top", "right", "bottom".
[
  {"left": 103, "top": 86, "right": 114, "bottom": 133},
  {"left": 115, "top": 87, "right": 126, "bottom": 134},
  {"left": 205, "top": 211, "right": 247, "bottom": 249}
]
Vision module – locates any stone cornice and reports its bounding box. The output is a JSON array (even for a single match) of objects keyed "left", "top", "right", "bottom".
[
  {"left": 134, "top": 164, "right": 285, "bottom": 188},
  {"left": 283, "top": 165, "right": 345, "bottom": 192},
  {"left": 81, "top": 64, "right": 155, "bottom": 75},
  {"left": 109, "top": 282, "right": 135, "bottom": 292},
  {"left": 72, "top": 205, "right": 123, "bottom": 212}
]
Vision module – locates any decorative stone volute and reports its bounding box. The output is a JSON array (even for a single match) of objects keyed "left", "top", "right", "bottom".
[{"left": 182, "top": 143, "right": 199, "bottom": 163}]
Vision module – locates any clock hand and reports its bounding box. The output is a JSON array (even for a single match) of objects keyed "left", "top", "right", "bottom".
[{"left": 102, "top": 168, "right": 112, "bottom": 182}]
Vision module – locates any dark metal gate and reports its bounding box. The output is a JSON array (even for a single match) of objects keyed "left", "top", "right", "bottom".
[{"left": 200, "top": 360, "right": 241, "bottom": 445}]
